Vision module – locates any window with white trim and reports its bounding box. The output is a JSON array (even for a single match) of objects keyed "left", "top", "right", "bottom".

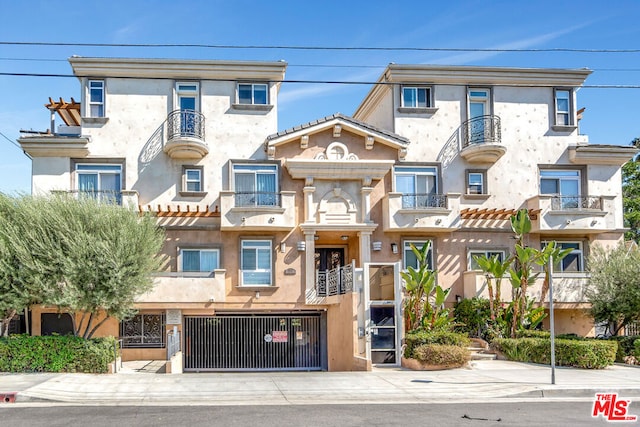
[
  {"left": 540, "top": 169, "right": 581, "bottom": 209},
  {"left": 184, "top": 168, "right": 202, "bottom": 192},
  {"left": 401, "top": 86, "right": 432, "bottom": 108},
  {"left": 181, "top": 249, "right": 219, "bottom": 272},
  {"left": 88, "top": 80, "right": 105, "bottom": 117},
  {"left": 543, "top": 241, "right": 583, "bottom": 272},
  {"left": 233, "top": 164, "right": 278, "bottom": 207},
  {"left": 554, "top": 89, "right": 572, "bottom": 126},
  {"left": 468, "top": 250, "right": 505, "bottom": 270},
  {"left": 403, "top": 240, "right": 434, "bottom": 270},
  {"left": 241, "top": 240, "right": 272, "bottom": 286},
  {"left": 466, "top": 170, "right": 486, "bottom": 195},
  {"left": 76, "top": 163, "right": 122, "bottom": 204},
  {"left": 238, "top": 83, "right": 268, "bottom": 105},
  {"left": 394, "top": 166, "right": 440, "bottom": 208}
]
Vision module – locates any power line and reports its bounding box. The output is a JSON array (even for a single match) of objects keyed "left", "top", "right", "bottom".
[
  {"left": 1, "top": 41, "right": 640, "bottom": 53},
  {"left": 1, "top": 72, "right": 640, "bottom": 88},
  {"left": 0, "top": 130, "right": 23, "bottom": 151}
]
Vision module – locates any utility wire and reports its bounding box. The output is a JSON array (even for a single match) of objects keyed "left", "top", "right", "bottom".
[
  {"left": 1, "top": 41, "right": 640, "bottom": 53},
  {"left": 0, "top": 130, "right": 22, "bottom": 151}
]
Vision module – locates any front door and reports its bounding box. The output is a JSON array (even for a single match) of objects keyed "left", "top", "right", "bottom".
[
  {"left": 468, "top": 88, "right": 490, "bottom": 144},
  {"left": 315, "top": 248, "right": 345, "bottom": 296},
  {"left": 176, "top": 82, "right": 199, "bottom": 136}
]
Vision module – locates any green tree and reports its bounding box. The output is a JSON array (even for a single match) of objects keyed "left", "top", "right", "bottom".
[
  {"left": 401, "top": 242, "right": 451, "bottom": 332},
  {"left": 586, "top": 243, "right": 640, "bottom": 336},
  {"left": 0, "top": 194, "right": 39, "bottom": 336},
  {"left": 473, "top": 209, "right": 571, "bottom": 338},
  {"left": 623, "top": 137, "right": 640, "bottom": 243},
  {"left": 0, "top": 195, "right": 165, "bottom": 339}
]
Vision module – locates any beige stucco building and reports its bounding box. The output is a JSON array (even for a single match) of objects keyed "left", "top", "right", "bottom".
[{"left": 17, "top": 58, "right": 637, "bottom": 371}]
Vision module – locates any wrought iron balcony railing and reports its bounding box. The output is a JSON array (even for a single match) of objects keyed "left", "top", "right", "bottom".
[
  {"left": 167, "top": 109, "right": 205, "bottom": 141},
  {"left": 235, "top": 191, "right": 281, "bottom": 208},
  {"left": 401, "top": 193, "right": 447, "bottom": 209},
  {"left": 461, "top": 115, "right": 501, "bottom": 148},
  {"left": 316, "top": 264, "right": 354, "bottom": 297},
  {"left": 551, "top": 195, "right": 603, "bottom": 211}
]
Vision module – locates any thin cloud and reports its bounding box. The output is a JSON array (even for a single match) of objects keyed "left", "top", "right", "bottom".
[{"left": 430, "top": 22, "right": 595, "bottom": 65}]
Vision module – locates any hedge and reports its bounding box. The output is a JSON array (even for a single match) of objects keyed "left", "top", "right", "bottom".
[
  {"left": 0, "top": 334, "right": 117, "bottom": 373},
  {"left": 412, "top": 344, "right": 470, "bottom": 367},
  {"left": 607, "top": 335, "right": 640, "bottom": 362},
  {"left": 404, "top": 330, "right": 470, "bottom": 359},
  {"left": 492, "top": 337, "right": 617, "bottom": 369}
]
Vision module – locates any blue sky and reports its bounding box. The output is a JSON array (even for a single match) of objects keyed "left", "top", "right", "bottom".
[{"left": 1, "top": 0, "right": 639, "bottom": 194}]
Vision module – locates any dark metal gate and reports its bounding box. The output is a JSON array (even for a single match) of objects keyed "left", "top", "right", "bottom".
[{"left": 183, "top": 314, "right": 322, "bottom": 371}]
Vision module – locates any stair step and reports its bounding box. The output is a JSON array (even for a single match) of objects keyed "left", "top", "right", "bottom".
[{"left": 470, "top": 352, "right": 497, "bottom": 361}]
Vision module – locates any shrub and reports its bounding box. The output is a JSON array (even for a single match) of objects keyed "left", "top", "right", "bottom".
[
  {"left": 634, "top": 339, "right": 640, "bottom": 360},
  {"left": 0, "top": 334, "right": 117, "bottom": 373},
  {"left": 607, "top": 335, "right": 640, "bottom": 362},
  {"left": 412, "top": 344, "right": 470, "bottom": 367},
  {"left": 492, "top": 337, "right": 617, "bottom": 369},
  {"left": 515, "top": 330, "right": 550, "bottom": 339},
  {"left": 453, "top": 297, "right": 491, "bottom": 338},
  {"left": 404, "top": 330, "right": 470, "bottom": 358}
]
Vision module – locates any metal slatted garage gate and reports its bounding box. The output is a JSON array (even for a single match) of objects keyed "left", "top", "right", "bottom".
[{"left": 183, "top": 314, "right": 323, "bottom": 371}]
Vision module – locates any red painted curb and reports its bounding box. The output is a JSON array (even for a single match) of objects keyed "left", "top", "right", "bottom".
[{"left": 0, "top": 393, "right": 17, "bottom": 403}]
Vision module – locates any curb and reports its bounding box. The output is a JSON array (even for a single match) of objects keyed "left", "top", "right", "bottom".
[{"left": 509, "top": 387, "right": 640, "bottom": 399}]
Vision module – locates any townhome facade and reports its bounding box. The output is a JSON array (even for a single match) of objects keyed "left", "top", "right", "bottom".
[{"left": 17, "top": 59, "right": 636, "bottom": 372}]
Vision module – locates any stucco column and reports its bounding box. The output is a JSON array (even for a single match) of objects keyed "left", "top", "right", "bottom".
[
  {"left": 304, "top": 231, "right": 316, "bottom": 292},
  {"left": 361, "top": 186, "right": 373, "bottom": 224},
  {"left": 303, "top": 186, "right": 315, "bottom": 223},
  {"left": 358, "top": 231, "right": 372, "bottom": 265}
]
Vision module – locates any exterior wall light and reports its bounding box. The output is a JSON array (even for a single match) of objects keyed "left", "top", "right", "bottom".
[
  {"left": 391, "top": 243, "right": 398, "bottom": 254},
  {"left": 372, "top": 241, "right": 382, "bottom": 251}
]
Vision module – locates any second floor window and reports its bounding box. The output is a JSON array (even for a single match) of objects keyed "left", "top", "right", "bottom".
[
  {"left": 89, "top": 80, "right": 104, "bottom": 117},
  {"left": 540, "top": 169, "right": 581, "bottom": 209},
  {"left": 238, "top": 83, "right": 268, "bottom": 105},
  {"left": 395, "top": 166, "right": 439, "bottom": 208},
  {"left": 233, "top": 164, "right": 278, "bottom": 207},
  {"left": 181, "top": 249, "right": 219, "bottom": 272},
  {"left": 76, "top": 164, "right": 122, "bottom": 204},
  {"left": 402, "top": 86, "right": 431, "bottom": 108}
]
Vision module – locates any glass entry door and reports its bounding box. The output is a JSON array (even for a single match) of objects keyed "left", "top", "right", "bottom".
[{"left": 364, "top": 263, "right": 402, "bottom": 366}]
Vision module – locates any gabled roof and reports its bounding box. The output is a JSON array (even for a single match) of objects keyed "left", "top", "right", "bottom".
[{"left": 265, "top": 113, "right": 410, "bottom": 149}]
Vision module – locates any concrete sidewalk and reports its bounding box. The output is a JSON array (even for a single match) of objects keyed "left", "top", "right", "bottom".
[{"left": 1, "top": 360, "right": 640, "bottom": 406}]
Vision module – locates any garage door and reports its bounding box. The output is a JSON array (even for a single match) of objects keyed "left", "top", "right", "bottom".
[{"left": 183, "top": 313, "right": 323, "bottom": 371}]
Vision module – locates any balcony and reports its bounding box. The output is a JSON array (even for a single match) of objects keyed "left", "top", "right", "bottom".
[
  {"left": 459, "top": 115, "right": 506, "bottom": 164},
  {"left": 220, "top": 190, "right": 296, "bottom": 231},
  {"left": 526, "top": 194, "right": 617, "bottom": 234},
  {"left": 383, "top": 192, "right": 461, "bottom": 232},
  {"left": 137, "top": 270, "right": 226, "bottom": 304},
  {"left": 163, "top": 109, "right": 208, "bottom": 159},
  {"left": 316, "top": 264, "right": 354, "bottom": 297},
  {"left": 462, "top": 271, "right": 589, "bottom": 304}
]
